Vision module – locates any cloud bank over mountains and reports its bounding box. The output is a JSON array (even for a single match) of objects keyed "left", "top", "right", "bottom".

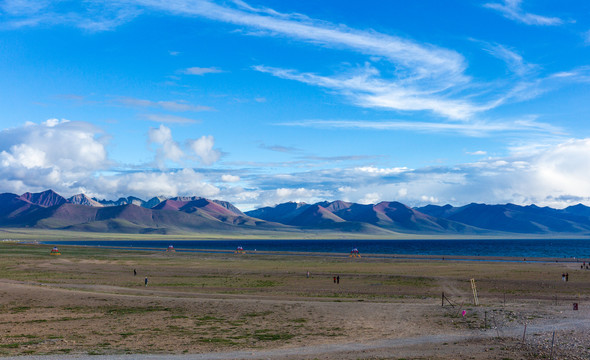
[{"left": 2, "top": 119, "right": 590, "bottom": 210}]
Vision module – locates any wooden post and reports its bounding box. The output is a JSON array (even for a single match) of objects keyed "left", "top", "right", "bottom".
[
  {"left": 484, "top": 311, "right": 487, "bottom": 329},
  {"left": 442, "top": 292, "right": 444, "bottom": 307},
  {"left": 470, "top": 278, "right": 479, "bottom": 306},
  {"left": 522, "top": 323, "right": 527, "bottom": 343}
]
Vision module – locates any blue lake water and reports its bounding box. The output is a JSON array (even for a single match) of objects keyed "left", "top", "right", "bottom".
[{"left": 43, "top": 239, "right": 590, "bottom": 259}]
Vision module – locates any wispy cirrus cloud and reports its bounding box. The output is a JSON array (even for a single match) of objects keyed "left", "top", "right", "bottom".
[
  {"left": 259, "top": 143, "right": 301, "bottom": 153},
  {"left": 142, "top": 114, "right": 199, "bottom": 124},
  {"left": 0, "top": 0, "right": 142, "bottom": 31},
  {"left": 182, "top": 67, "right": 224, "bottom": 75},
  {"left": 278, "top": 117, "right": 564, "bottom": 137},
  {"left": 132, "top": 0, "right": 475, "bottom": 120},
  {"left": 480, "top": 42, "right": 536, "bottom": 76},
  {"left": 0, "top": 0, "right": 579, "bottom": 124},
  {"left": 254, "top": 64, "right": 481, "bottom": 120},
  {"left": 484, "top": 0, "right": 564, "bottom": 26}
]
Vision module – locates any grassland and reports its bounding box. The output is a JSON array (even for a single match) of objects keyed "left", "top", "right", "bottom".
[{"left": 0, "top": 242, "right": 589, "bottom": 359}]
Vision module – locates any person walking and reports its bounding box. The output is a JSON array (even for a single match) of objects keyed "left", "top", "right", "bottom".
[
  {"left": 144, "top": 276, "right": 148, "bottom": 287},
  {"left": 337, "top": 275, "right": 340, "bottom": 284},
  {"left": 133, "top": 269, "right": 137, "bottom": 276}
]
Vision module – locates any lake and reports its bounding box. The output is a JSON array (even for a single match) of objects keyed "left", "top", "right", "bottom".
[{"left": 43, "top": 239, "right": 590, "bottom": 259}]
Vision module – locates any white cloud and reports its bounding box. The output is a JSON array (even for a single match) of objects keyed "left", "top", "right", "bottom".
[
  {"left": 484, "top": 0, "right": 563, "bottom": 26},
  {"left": 0, "top": 120, "right": 109, "bottom": 194},
  {"left": 188, "top": 135, "right": 221, "bottom": 165},
  {"left": 355, "top": 166, "right": 409, "bottom": 175},
  {"left": 421, "top": 195, "right": 439, "bottom": 203},
  {"left": 467, "top": 150, "right": 487, "bottom": 155},
  {"left": 359, "top": 192, "right": 380, "bottom": 205},
  {"left": 223, "top": 138, "right": 590, "bottom": 210},
  {"left": 259, "top": 187, "right": 331, "bottom": 207},
  {"left": 0, "top": 120, "right": 224, "bottom": 200},
  {"left": 148, "top": 124, "right": 184, "bottom": 166},
  {"left": 221, "top": 174, "right": 240, "bottom": 182},
  {"left": 94, "top": 168, "right": 220, "bottom": 200}
]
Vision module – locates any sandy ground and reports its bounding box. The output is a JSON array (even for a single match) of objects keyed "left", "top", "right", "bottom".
[{"left": 1, "top": 243, "right": 590, "bottom": 359}]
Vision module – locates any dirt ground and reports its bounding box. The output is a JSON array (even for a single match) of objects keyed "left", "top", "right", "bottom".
[{"left": 0, "top": 243, "right": 589, "bottom": 359}]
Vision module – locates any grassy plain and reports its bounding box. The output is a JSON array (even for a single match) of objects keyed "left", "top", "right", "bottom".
[
  {"left": 0, "top": 241, "right": 589, "bottom": 359},
  {"left": 4, "top": 227, "right": 587, "bottom": 242}
]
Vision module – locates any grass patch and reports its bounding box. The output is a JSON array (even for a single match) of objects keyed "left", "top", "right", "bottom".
[
  {"left": 105, "top": 306, "right": 170, "bottom": 315},
  {"left": 254, "top": 329, "right": 294, "bottom": 341},
  {"left": 11, "top": 306, "right": 31, "bottom": 313},
  {"left": 254, "top": 333, "right": 294, "bottom": 341},
  {"left": 290, "top": 318, "right": 307, "bottom": 323}
]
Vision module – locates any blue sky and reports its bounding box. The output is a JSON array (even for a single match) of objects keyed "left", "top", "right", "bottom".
[{"left": 1, "top": 0, "right": 590, "bottom": 210}]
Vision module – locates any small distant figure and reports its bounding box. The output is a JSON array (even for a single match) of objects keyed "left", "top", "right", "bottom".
[
  {"left": 333, "top": 276, "right": 336, "bottom": 283},
  {"left": 461, "top": 310, "right": 466, "bottom": 317},
  {"left": 134, "top": 269, "right": 137, "bottom": 276},
  {"left": 306, "top": 271, "right": 310, "bottom": 278},
  {"left": 566, "top": 273, "right": 569, "bottom": 282},
  {"left": 145, "top": 276, "right": 148, "bottom": 287},
  {"left": 337, "top": 275, "right": 340, "bottom": 284},
  {"left": 562, "top": 273, "right": 565, "bottom": 282}
]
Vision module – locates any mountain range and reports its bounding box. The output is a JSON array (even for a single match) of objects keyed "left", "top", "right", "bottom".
[{"left": 2, "top": 189, "right": 590, "bottom": 236}]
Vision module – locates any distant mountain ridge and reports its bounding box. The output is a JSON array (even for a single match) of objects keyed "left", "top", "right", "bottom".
[
  {"left": 1, "top": 189, "right": 590, "bottom": 235},
  {"left": 246, "top": 200, "right": 481, "bottom": 234},
  {"left": 0, "top": 190, "right": 271, "bottom": 235}
]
